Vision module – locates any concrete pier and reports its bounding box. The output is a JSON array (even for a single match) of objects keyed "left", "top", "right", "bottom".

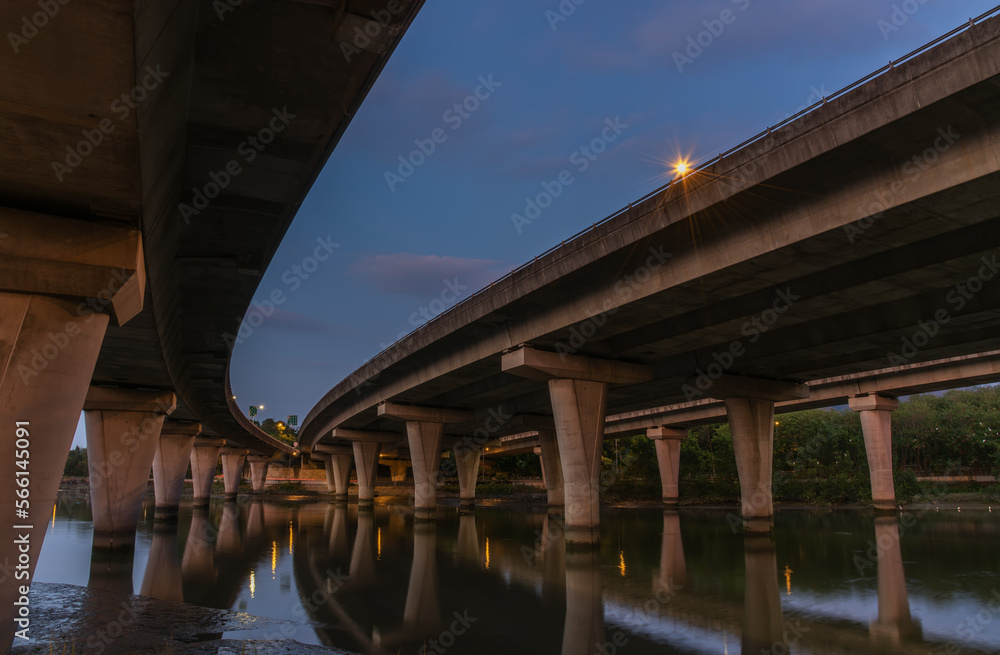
[
  {"left": 315, "top": 444, "right": 355, "bottom": 499},
  {"left": 378, "top": 403, "right": 474, "bottom": 517},
  {"left": 353, "top": 441, "right": 382, "bottom": 506},
  {"left": 221, "top": 449, "right": 248, "bottom": 501},
  {"left": 648, "top": 427, "right": 686, "bottom": 506},
  {"left": 548, "top": 378, "right": 608, "bottom": 545},
  {"left": 725, "top": 397, "right": 777, "bottom": 531},
  {"left": 454, "top": 445, "right": 481, "bottom": 508},
  {"left": 537, "top": 431, "right": 565, "bottom": 507},
  {"left": 84, "top": 387, "right": 177, "bottom": 548},
  {"left": 850, "top": 394, "right": 900, "bottom": 511},
  {"left": 152, "top": 421, "right": 201, "bottom": 519},
  {"left": 190, "top": 438, "right": 226, "bottom": 507},
  {"left": 503, "top": 347, "right": 651, "bottom": 545},
  {"left": 248, "top": 455, "right": 270, "bottom": 493}
]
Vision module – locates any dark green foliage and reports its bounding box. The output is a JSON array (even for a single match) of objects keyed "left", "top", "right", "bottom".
[
  {"left": 490, "top": 454, "right": 541, "bottom": 478},
  {"left": 259, "top": 417, "right": 298, "bottom": 446},
  {"left": 601, "top": 434, "right": 664, "bottom": 500},
  {"left": 63, "top": 446, "right": 88, "bottom": 477},
  {"left": 892, "top": 388, "right": 1000, "bottom": 475},
  {"left": 893, "top": 468, "right": 922, "bottom": 502}
]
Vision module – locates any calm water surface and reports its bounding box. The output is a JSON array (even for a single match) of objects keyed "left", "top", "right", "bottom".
[{"left": 35, "top": 492, "right": 1000, "bottom": 654}]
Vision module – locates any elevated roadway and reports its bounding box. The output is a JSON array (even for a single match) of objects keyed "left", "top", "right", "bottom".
[{"left": 301, "top": 11, "right": 1000, "bottom": 541}]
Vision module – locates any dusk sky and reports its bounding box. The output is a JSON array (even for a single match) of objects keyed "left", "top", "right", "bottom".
[{"left": 72, "top": 0, "right": 1000, "bottom": 444}]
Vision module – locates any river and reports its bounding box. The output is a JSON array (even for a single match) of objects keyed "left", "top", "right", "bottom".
[{"left": 30, "top": 492, "right": 1000, "bottom": 654}]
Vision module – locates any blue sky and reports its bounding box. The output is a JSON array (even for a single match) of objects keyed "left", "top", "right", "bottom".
[{"left": 69, "top": 0, "right": 1000, "bottom": 444}]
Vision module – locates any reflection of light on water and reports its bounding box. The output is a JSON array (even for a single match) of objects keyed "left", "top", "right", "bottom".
[
  {"left": 604, "top": 599, "right": 735, "bottom": 651},
  {"left": 249, "top": 569, "right": 255, "bottom": 599},
  {"left": 485, "top": 537, "right": 490, "bottom": 570},
  {"left": 289, "top": 521, "right": 293, "bottom": 554},
  {"left": 271, "top": 541, "right": 277, "bottom": 579},
  {"left": 377, "top": 527, "right": 381, "bottom": 561},
  {"left": 619, "top": 551, "right": 627, "bottom": 577},
  {"left": 51, "top": 503, "right": 56, "bottom": 534},
  {"left": 785, "top": 564, "right": 793, "bottom": 595}
]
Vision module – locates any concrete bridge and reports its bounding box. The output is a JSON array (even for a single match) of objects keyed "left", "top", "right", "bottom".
[
  {"left": 300, "top": 13, "right": 1000, "bottom": 543},
  {"left": 0, "top": 0, "right": 423, "bottom": 648},
  {"left": 482, "top": 349, "right": 1000, "bottom": 508}
]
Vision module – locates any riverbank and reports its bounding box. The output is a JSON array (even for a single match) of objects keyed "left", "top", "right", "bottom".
[{"left": 56, "top": 476, "right": 1000, "bottom": 510}]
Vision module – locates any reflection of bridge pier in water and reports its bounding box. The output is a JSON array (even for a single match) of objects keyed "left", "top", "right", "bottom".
[
  {"left": 742, "top": 532, "right": 784, "bottom": 655},
  {"left": 325, "top": 501, "right": 351, "bottom": 565},
  {"left": 181, "top": 507, "right": 218, "bottom": 587},
  {"left": 404, "top": 519, "right": 441, "bottom": 630},
  {"left": 456, "top": 510, "right": 480, "bottom": 566},
  {"left": 349, "top": 506, "right": 377, "bottom": 585},
  {"left": 88, "top": 541, "right": 135, "bottom": 595},
  {"left": 561, "top": 547, "right": 605, "bottom": 655},
  {"left": 659, "top": 509, "right": 686, "bottom": 591},
  {"left": 216, "top": 501, "right": 242, "bottom": 556},
  {"left": 246, "top": 500, "right": 266, "bottom": 542},
  {"left": 870, "top": 515, "right": 922, "bottom": 642},
  {"left": 139, "top": 522, "right": 184, "bottom": 602},
  {"left": 540, "top": 511, "right": 566, "bottom": 604}
]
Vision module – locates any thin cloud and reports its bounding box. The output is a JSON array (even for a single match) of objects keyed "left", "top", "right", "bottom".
[{"left": 351, "top": 253, "right": 509, "bottom": 298}]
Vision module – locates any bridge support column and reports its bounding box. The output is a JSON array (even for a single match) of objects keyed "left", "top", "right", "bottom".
[
  {"left": 725, "top": 397, "right": 776, "bottom": 531},
  {"left": 1, "top": 293, "right": 110, "bottom": 640},
  {"left": 190, "top": 438, "right": 225, "bottom": 507},
  {"left": 332, "top": 453, "right": 353, "bottom": 497},
  {"left": 503, "top": 347, "right": 651, "bottom": 546},
  {"left": 548, "top": 379, "right": 607, "bottom": 545},
  {"left": 222, "top": 449, "right": 248, "bottom": 501},
  {"left": 406, "top": 421, "right": 443, "bottom": 516},
  {"left": 648, "top": 427, "right": 686, "bottom": 506},
  {"left": 353, "top": 441, "right": 381, "bottom": 506},
  {"left": 152, "top": 421, "right": 201, "bottom": 519},
  {"left": 325, "top": 453, "right": 353, "bottom": 497},
  {"left": 537, "top": 431, "right": 564, "bottom": 507},
  {"left": 378, "top": 403, "right": 475, "bottom": 518},
  {"left": 0, "top": 213, "right": 144, "bottom": 649},
  {"left": 849, "top": 394, "right": 900, "bottom": 511},
  {"left": 315, "top": 444, "right": 355, "bottom": 498},
  {"left": 455, "top": 445, "right": 481, "bottom": 508},
  {"left": 703, "top": 374, "right": 808, "bottom": 532},
  {"left": 84, "top": 387, "right": 177, "bottom": 549},
  {"left": 248, "top": 455, "right": 270, "bottom": 493}
]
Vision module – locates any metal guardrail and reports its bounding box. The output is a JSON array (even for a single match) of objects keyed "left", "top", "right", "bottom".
[{"left": 337, "top": 6, "right": 1000, "bottom": 395}]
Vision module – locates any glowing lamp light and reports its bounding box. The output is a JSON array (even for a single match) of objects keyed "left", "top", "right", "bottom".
[{"left": 674, "top": 160, "right": 690, "bottom": 176}]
